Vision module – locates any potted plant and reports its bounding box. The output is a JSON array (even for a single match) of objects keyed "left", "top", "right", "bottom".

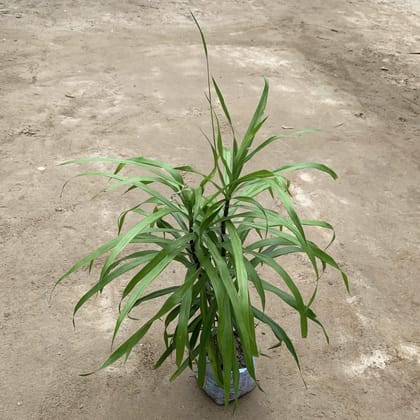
[{"left": 55, "top": 15, "right": 348, "bottom": 406}]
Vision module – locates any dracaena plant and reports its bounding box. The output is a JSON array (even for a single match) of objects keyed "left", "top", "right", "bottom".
[{"left": 56, "top": 14, "right": 348, "bottom": 406}]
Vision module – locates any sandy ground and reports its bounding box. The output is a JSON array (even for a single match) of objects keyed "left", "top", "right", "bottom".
[{"left": 1, "top": 1, "right": 420, "bottom": 419}]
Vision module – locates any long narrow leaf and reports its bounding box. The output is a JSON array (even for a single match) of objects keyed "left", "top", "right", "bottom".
[
  {"left": 113, "top": 234, "right": 194, "bottom": 344},
  {"left": 274, "top": 162, "right": 337, "bottom": 180},
  {"left": 54, "top": 236, "right": 120, "bottom": 290},
  {"left": 175, "top": 285, "right": 193, "bottom": 365},
  {"left": 253, "top": 307, "right": 300, "bottom": 369}
]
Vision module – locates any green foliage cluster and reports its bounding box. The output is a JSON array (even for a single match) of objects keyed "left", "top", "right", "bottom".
[{"left": 57, "top": 14, "right": 347, "bottom": 406}]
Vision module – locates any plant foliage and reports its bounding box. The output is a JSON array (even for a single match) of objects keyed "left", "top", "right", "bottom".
[{"left": 56, "top": 14, "right": 348, "bottom": 406}]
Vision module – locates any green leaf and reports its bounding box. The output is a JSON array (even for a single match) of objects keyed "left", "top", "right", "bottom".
[
  {"left": 170, "top": 347, "right": 200, "bottom": 382},
  {"left": 309, "top": 243, "right": 349, "bottom": 292},
  {"left": 245, "top": 130, "right": 318, "bottom": 163},
  {"left": 234, "top": 77, "right": 269, "bottom": 176},
  {"left": 244, "top": 259, "right": 266, "bottom": 310},
  {"left": 301, "top": 219, "right": 336, "bottom": 248},
  {"left": 231, "top": 169, "right": 274, "bottom": 190},
  {"left": 97, "top": 267, "right": 200, "bottom": 372},
  {"left": 74, "top": 251, "right": 158, "bottom": 319},
  {"left": 112, "top": 234, "right": 194, "bottom": 344},
  {"left": 155, "top": 341, "right": 176, "bottom": 369},
  {"left": 274, "top": 162, "right": 338, "bottom": 180},
  {"left": 175, "top": 284, "right": 193, "bottom": 365},
  {"left": 117, "top": 203, "right": 143, "bottom": 235},
  {"left": 61, "top": 156, "right": 184, "bottom": 185},
  {"left": 268, "top": 179, "right": 306, "bottom": 241},
  {"left": 212, "top": 78, "right": 233, "bottom": 129},
  {"left": 268, "top": 178, "right": 320, "bottom": 281},
  {"left": 191, "top": 12, "right": 217, "bottom": 145},
  {"left": 221, "top": 309, "right": 234, "bottom": 405},
  {"left": 130, "top": 286, "right": 180, "bottom": 310},
  {"left": 253, "top": 307, "right": 300, "bottom": 369},
  {"left": 248, "top": 250, "right": 308, "bottom": 338},
  {"left": 71, "top": 171, "right": 185, "bottom": 215},
  {"left": 87, "top": 320, "right": 154, "bottom": 375},
  {"left": 226, "top": 221, "right": 249, "bottom": 308},
  {"left": 260, "top": 278, "right": 328, "bottom": 341},
  {"left": 190, "top": 12, "right": 208, "bottom": 61},
  {"left": 199, "top": 236, "right": 257, "bottom": 379},
  {"left": 232, "top": 195, "right": 269, "bottom": 228},
  {"left": 54, "top": 236, "right": 120, "bottom": 290},
  {"left": 188, "top": 316, "right": 202, "bottom": 358},
  {"left": 214, "top": 115, "right": 232, "bottom": 184},
  {"left": 197, "top": 298, "right": 218, "bottom": 387},
  {"left": 100, "top": 207, "right": 173, "bottom": 278}
]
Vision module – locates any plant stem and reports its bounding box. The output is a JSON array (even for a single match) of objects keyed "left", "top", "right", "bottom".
[
  {"left": 188, "top": 219, "right": 200, "bottom": 269},
  {"left": 221, "top": 198, "right": 230, "bottom": 257}
]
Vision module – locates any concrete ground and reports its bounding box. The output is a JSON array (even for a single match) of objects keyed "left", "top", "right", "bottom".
[{"left": 1, "top": 1, "right": 419, "bottom": 419}]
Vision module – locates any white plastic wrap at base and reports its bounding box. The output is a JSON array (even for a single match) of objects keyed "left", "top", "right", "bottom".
[{"left": 194, "top": 358, "right": 256, "bottom": 405}]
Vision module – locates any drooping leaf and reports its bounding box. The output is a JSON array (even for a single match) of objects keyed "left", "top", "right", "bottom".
[
  {"left": 274, "top": 162, "right": 337, "bottom": 180},
  {"left": 253, "top": 307, "right": 300, "bottom": 369}
]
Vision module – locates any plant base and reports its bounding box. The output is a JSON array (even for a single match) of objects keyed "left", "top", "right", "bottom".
[{"left": 194, "top": 359, "right": 256, "bottom": 405}]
